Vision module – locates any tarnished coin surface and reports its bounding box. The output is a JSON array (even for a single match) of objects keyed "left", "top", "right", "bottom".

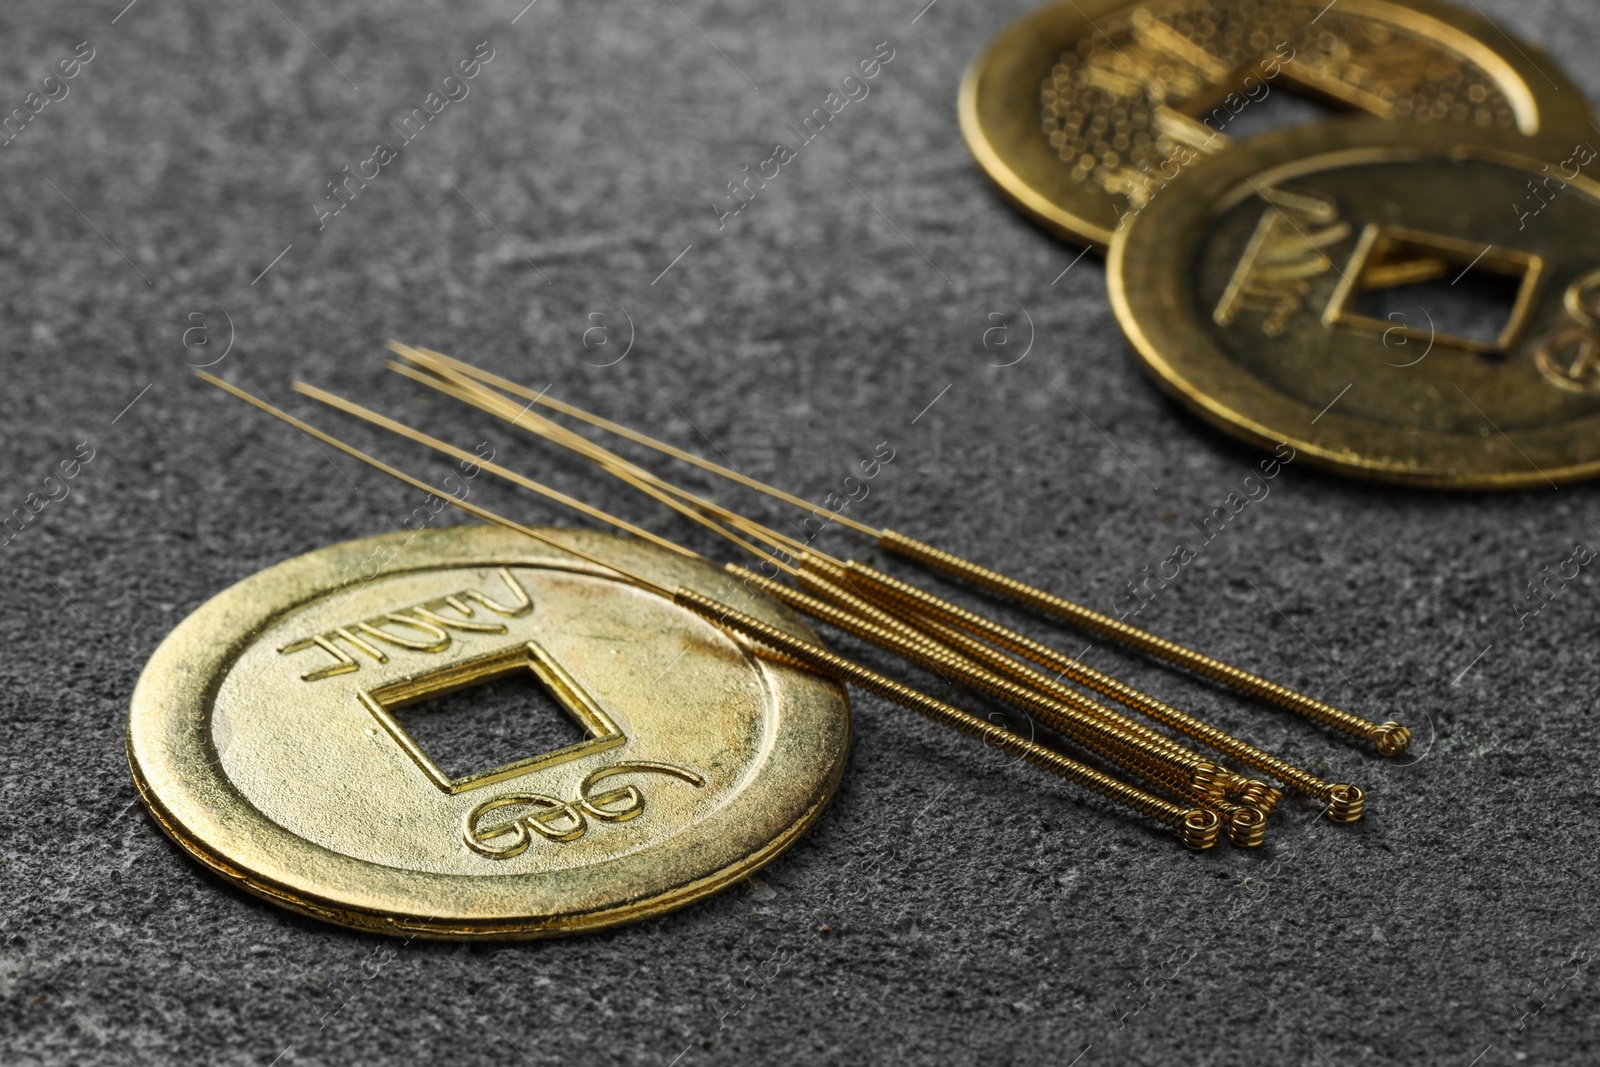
[
  {"left": 1109, "top": 119, "right": 1600, "bottom": 488},
  {"left": 960, "top": 0, "right": 1594, "bottom": 249},
  {"left": 127, "top": 526, "right": 850, "bottom": 938}
]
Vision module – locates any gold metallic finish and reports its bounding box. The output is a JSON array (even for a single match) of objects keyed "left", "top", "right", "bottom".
[
  {"left": 834, "top": 553, "right": 1376, "bottom": 786},
  {"left": 1222, "top": 804, "right": 1268, "bottom": 849},
  {"left": 850, "top": 573, "right": 1278, "bottom": 801},
  {"left": 127, "top": 525, "right": 851, "bottom": 938},
  {"left": 321, "top": 353, "right": 1378, "bottom": 833},
  {"left": 879, "top": 530, "right": 1407, "bottom": 758},
  {"left": 293, "top": 383, "right": 700, "bottom": 563},
  {"left": 1235, "top": 780, "right": 1286, "bottom": 815},
  {"left": 200, "top": 373, "right": 688, "bottom": 598},
  {"left": 380, "top": 362, "right": 804, "bottom": 575},
  {"left": 670, "top": 588, "right": 1220, "bottom": 850},
  {"left": 399, "top": 360, "right": 1260, "bottom": 817},
  {"left": 1130, "top": 769, "right": 1266, "bottom": 849},
  {"left": 387, "top": 346, "right": 1388, "bottom": 759},
  {"left": 864, "top": 613, "right": 1340, "bottom": 816},
  {"left": 390, "top": 343, "right": 882, "bottom": 539},
  {"left": 465, "top": 361, "right": 1346, "bottom": 822},
  {"left": 381, "top": 357, "right": 1241, "bottom": 806},
  {"left": 682, "top": 578, "right": 1230, "bottom": 847},
  {"left": 751, "top": 561, "right": 1269, "bottom": 846},
  {"left": 958, "top": 0, "right": 1594, "bottom": 249},
  {"left": 296, "top": 366, "right": 1223, "bottom": 842},
  {"left": 1110, "top": 121, "right": 1600, "bottom": 490},
  {"left": 209, "top": 373, "right": 1234, "bottom": 854},
  {"left": 372, "top": 350, "right": 1381, "bottom": 828},
  {"left": 1325, "top": 784, "right": 1367, "bottom": 824},
  {"left": 1181, "top": 809, "right": 1224, "bottom": 852},
  {"left": 736, "top": 565, "right": 1224, "bottom": 804},
  {"left": 896, "top": 609, "right": 1279, "bottom": 810},
  {"left": 786, "top": 561, "right": 1219, "bottom": 778},
  {"left": 853, "top": 566, "right": 1364, "bottom": 819}
]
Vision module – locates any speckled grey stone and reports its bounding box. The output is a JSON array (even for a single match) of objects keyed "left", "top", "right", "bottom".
[{"left": 2, "top": 0, "right": 1598, "bottom": 1064}]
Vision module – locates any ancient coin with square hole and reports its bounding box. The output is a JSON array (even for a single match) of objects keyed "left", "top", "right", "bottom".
[
  {"left": 127, "top": 526, "right": 850, "bottom": 938},
  {"left": 1109, "top": 119, "right": 1600, "bottom": 488},
  {"left": 959, "top": 0, "right": 1596, "bottom": 250}
]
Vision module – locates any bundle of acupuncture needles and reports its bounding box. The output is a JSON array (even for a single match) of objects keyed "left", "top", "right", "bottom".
[{"left": 199, "top": 345, "right": 1412, "bottom": 852}]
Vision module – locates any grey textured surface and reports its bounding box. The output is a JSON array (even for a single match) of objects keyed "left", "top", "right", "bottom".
[{"left": 2, "top": 0, "right": 1598, "bottom": 1063}]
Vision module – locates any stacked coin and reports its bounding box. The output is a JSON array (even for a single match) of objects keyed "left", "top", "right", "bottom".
[
  {"left": 128, "top": 526, "right": 852, "bottom": 938},
  {"left": 961, "top": 0, "right": 1600, "bottom": 487}
]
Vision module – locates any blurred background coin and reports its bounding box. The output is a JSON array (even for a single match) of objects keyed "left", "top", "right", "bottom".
[
  {"left": 1109, "top": 119, "right": 1600, "bottom": 488},
  {"left": 960, "top": 0, "right": 1595, "bottom": 249}
]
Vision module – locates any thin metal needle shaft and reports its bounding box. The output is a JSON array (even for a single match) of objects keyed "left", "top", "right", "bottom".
[
  {"left": 672, "top": 587, "right": 1221, "bottom": 852},
  {"left": 381, "top": 361, "right": 1297, "bottom": 821},
  {"left": 392, "top": 344, "right": 1408, "bottom": 757},
  {"left": 196, "top": 372, "right": 670, "bottom": 595},
  {"left": 200, "top": 370, "right": 1216, "bottom": 848},
  {"left": 876, "top": 531, "right": 1411, "bottom": 757},
  {"left": 386, "top": 360, "right": 806, "bottom": 570},
  {"left": 387, "top": 353, "right": 1336, "bottom": 804},
  {"left": 391, "top": 341, "right": 880, "bottom": 536},
  {"left": 293, "top": 381, "right": 697, "bottom": 561}
]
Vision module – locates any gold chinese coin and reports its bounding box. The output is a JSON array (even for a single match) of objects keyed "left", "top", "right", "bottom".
[
  {"left": 127, "top": 525, "right": 850, "bottom": 938},
  {"left": 960, "top": 0, "right": 1594, "bottom": 249},
  {"left": 1108, "top": 119, "right": 1600, "bottom": 488}
]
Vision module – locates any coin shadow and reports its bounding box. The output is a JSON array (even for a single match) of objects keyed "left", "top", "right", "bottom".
[{"left": 1147, "top": 389, "right": 1600, "bottom": 509}]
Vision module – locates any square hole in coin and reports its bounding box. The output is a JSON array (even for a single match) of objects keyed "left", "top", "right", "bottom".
[
  {"left": 393, "top": 672, "right": 585, "bottom": 780},
  {"left": 1192, "top": 80, "right": 1338, "bottom": 143},
  {"left": 1351, "top": 258, "right": 1529, "bottom": 355},
  {"left": 1326, "top": 225, "right": 1545, "bottom": 357},
  {"left": 361, "top": 645, "right": 625, "bottom": 794}
]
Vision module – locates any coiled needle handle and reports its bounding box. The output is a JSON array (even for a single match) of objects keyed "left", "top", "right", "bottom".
[
  {"left": 673, "top": 588, "right": 1221, "bottom": 851},
  {"left": 878, "top": 530, "right": 1411, "bottom": 758}
]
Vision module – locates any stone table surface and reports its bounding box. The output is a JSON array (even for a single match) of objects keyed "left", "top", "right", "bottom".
[{"left": 1, "top": 0, "right": 1597, "bottom": 1063}]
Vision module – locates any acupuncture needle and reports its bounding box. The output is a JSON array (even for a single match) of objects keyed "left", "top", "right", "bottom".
[
  {"left": 197, "top": 372, "right": 682, "bottom": 594},
  {"left": 299, "top": 377, "right": 1264, "bottom": 828},
  {"left": 304, "top": 379, "right": 1277, "bottom": 843},
  {"left": 364, "top": 364, "right": 1376, "bottom": 834},
  {"left": 371, "top": 364, "right": 1260, "bottom": 782},
  {"left": 383, "top": 359, "right": 818, "bottom": 566},
  {"left": 392, "top": 353, "right": 1357, "bottom": 816},
  {"left": 393, "top": 356, "right": 1344, "bottom": 817},
  {"left": 393, "top": 343, "right": 1410, "bottom": 759},
  {"left": 292, "top": 381, "right": 791, "bottom": 574},
  {"left": 200, "top": 370, "right": 1224, "bottom": 850},
  {"left": 354, "top": 374, "right": 1296, "bottom": 839}
]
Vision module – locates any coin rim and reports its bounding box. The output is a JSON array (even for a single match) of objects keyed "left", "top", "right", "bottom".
[
  {"left": 959, "top": 0, "right": 1596, "bottom": 250},
  {"left": 1107, "top": 118, "right": 1600, "bottom": 488},
  {"left": 127, "top": 526, "right": 851, "bottom": 938}
]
